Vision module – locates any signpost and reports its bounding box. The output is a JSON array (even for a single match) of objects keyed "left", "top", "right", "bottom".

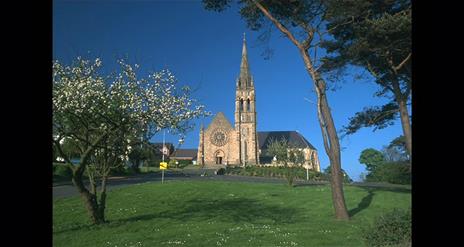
[
  {"left": 160, "top": 161, "right": 167, "bottom": 184},
  {"left": 160, "top": 162, "right": 168, "bottom": 169},
  {"left": 303, "top": 164, "right": 310, "bottom": 181},
  {"left": 161, "top": 130, "right": 166, "bottom": 184}
]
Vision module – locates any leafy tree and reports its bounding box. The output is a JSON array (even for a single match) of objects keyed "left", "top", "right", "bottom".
[
  {"left": 127, "top": 141, "right": 157, "bottom": 173},
  {"left": 322, "top": 0, "right": 412, "bottom": 157},
  {"left": 341, "top": 103, "right": 400, "bottom": 135},
  {"left": 383, "top": 135, "right": 409, "bottom": 162},
  {"left": 53, "top": 57, "right": 209, "bottom": 224},
  {"left": 381, "top": 145, "right": 408, "bottom": 163},
  {"left": 53, "top": 137, "right": 80, "bottom": 162},
  {"left": 289, "top": 148, "right": 305, "bottom": 167},
  {"left": 359, "top": 144, "right": 410, "bottom": 184},
  {"left": 323, "top": 165, "right": 352, "bottom": 183},
  {"left": 266, "top": 138, "right": 302, "bottom": 186},
  {"left": 359, "top": 148, "right": 386, "bottom": 172},
  {"left": 367, "top": 161, "right": 410, "bottom": 184},
  {"left": 266, "top": 138, "right": 289, "bottom": 165},
  {"left": 359, "top": 172, "right": 367, "bottom": 182},
  {"left": 128, "top": 146, "right": 144, "bottom": 173},
  {"left": 204, "top": 0, "right": 350, "bottom": 220}
]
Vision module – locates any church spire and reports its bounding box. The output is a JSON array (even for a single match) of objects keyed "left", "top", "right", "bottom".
[{"left": 239, "top": 33, "right": 252, "bottom": 88}]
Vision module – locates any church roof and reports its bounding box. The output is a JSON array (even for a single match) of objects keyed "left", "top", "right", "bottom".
[
  {"left": 257, "top": 131, "right": 317, "bottom": 150},
  {"left": 171, "top": 149, "right": 198, "bottom": 159},
  {"left": 206, "top": 112, "right": 233, "bottom": 132}
]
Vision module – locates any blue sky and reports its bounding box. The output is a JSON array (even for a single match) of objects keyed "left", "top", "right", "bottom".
[{"left": 53, "top": 0, "right": 404, "bottom": 181}]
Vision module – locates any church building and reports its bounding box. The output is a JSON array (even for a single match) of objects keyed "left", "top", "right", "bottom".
[{"left": 197, "top": 36, "right": 320, "bottom": 172}]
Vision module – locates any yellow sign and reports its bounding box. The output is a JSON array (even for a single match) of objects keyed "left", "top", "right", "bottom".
[{"left": 160, "top": 162, "right": 168, "bottom": 170}]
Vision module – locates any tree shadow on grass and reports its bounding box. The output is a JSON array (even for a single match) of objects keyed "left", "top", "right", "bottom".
[
  {"left": 349, "top": 189, "right": 375, "bottom": 217},
  {"left": 54, "top": 197, "right": 302, "bottom": 233},
  {"left": 349, "top": 183, "right": 411, "bottom": 194},
  {"left": 346, "top": 185, "right": 411, "bottom": 217},
  {"left": 118, "top": 198, "right": 302, "bottom": 224},
  {"left": 364, "top": 186, "right": 411, "bottom": 194},
  {"left": 293, "top": 182, "right": 330, "bottom": 187}
]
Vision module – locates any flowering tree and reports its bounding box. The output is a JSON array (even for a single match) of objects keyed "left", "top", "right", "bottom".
[{"left": 52, "top": 57, "right": 209, "bottom": 224}]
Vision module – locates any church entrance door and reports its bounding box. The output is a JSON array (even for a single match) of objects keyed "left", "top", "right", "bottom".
[{"left": 214, "top": 150, "right": 225, "bottom": 165}]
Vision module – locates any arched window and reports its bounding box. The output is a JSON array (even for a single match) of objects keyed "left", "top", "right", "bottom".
[
  {"left": 240, "top": 99, "right": 244, "bottom": 112},
  {"left": 247, "top": 99, "right": 251, "bottom": 112}
]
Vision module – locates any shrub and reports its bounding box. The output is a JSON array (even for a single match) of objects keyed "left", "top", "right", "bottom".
[
  {"left": 54, "top": 164, "right": 72, "bottom": 179},
  {"left": 285, "top": 167, "right": 296, "bottom": 186},
  {"left": 215, "top": 168, "right": 225, "bottom": 175},
  {"left": 145, "top": 159, "right": 160, "bottom": 167},
  {"left": 168, "top": 159, "right": 191, "bottom": 169},
  {"left": 127, "top": 164, "right": 141, "bottom": 174},
  {"left": 224, "top": 166, "right": 324, "bottom": 181},
  {"left": 362, "top": 208, "right": 411, "bottom": 247},
  {"left": 178, "top": 160, "right": 192, "bottom": 168},
  {"left": 323, "top": 165, "right": 353, "bottom": 183},
  {"left": 110, "top": 165, "right": 129, "bottom": 176},
  {"left": 367, "top": 162, "right": 411, "bottom": 184},
  {"left": 169, "top": 159, "right": 178, "bottom": 168}
]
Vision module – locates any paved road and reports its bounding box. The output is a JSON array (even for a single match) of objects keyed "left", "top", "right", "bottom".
[
  {"left": 53, "top": 171, "right": 198, "bottom": 199},
  {"left": 53, "top": 169, "right": 410, "bottom": 199}
]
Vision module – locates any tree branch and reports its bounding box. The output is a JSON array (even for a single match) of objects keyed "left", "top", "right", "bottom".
[
  {"left": 366, "top": 60, "right": 394, "bottom": 92},
  {"left": 253, "top": 0, "right": 303, "bottom": 48},
  {"left": 321, "top": 16, "right": 355, "bottom": 37},
  {"left": 394, "top": 52, "right": 411, "bottom": 72},
  {"left": 367, "top": 108, "right": 400, "bottom": 125},
  {"left": 53, "top": 139, "right": 75, "bottom": 170}
]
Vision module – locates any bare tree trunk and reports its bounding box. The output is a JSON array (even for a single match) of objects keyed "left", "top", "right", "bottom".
[
  {"left": 303, "top": 53, "right": 350, "bottom": 220},
  {"left": 72, "top": 169, "right": 105, "bottom": 224},
  {"left": 390, "top": 75, "right": 412, "bottom": 159},
  {"left": 321, "top": 96, "right": 350, "bottom": 219},
  {"left": 397, "top": 97, "right": 412, "bottom": 157},
  {"left": 98, "top": 175, "right": 108, "bottom": 222},
  {"left": 71, "top": 146, "right": 106, "bottom": 225},
  {"left": 388, "top": 55, "right": 412, "bottom": 159},
  {"left": 253, "top": 0, "right": 349, "bottom": 220}
]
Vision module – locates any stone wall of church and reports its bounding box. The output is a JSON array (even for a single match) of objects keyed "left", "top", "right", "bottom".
[
  {"left": 259, "top": 147, "right": 320, "bottom": 172},
  {"left": 202, "top": 128, "right": 241, "bottom": 166},
  {"left": 227, "top": 130, "right": 240, "bottom": 164},
  {"left": 200, "top": 112, "right": 242, "bottom": 166},
  {"left": 304, "top": 148, "right": 321, "bottom": 172}
]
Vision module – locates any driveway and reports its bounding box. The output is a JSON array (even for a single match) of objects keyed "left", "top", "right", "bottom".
[
  {"left": 53, "top": 169, "right": 409, "bottom": 199},
  {"left": 53, "top": 171, "right": 193, "bottom": 199}
]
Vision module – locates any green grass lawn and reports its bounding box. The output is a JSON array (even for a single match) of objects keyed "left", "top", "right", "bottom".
[{"left": 53, "top": 180, "right": 411, "bottom": 247}]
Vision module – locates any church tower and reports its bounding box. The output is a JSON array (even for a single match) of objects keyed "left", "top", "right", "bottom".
[
  {"left": 235, "top": 34, "right": 259, "bottom": 165},
  {"left": 197, "top": 123, "right": 205, "bottom": 166}
]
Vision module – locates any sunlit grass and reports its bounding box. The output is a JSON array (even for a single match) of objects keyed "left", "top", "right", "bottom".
[{"left": 53, "top": 180, "right": 411, "bottom": 247}]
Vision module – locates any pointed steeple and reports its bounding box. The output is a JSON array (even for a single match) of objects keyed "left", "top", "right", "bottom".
[{"left": 239, "top": 33, "right": 252, "bottom": 88}]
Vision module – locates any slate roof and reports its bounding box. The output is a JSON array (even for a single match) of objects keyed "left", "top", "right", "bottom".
[
  {"left": 257, "top": 131, "right": 316, "bottom": 150},
  {"left": 171, "top": 149, "right": 198, "bottom": 159}
]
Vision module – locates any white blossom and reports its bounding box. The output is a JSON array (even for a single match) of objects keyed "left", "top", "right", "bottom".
[{"left": 53, "top": 57, "right": 210, "bottom": 176}]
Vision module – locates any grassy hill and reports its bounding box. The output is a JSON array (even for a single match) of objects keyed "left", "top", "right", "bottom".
[{"left": 53, "top": 180, "right": 411, "bottom": 247}]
